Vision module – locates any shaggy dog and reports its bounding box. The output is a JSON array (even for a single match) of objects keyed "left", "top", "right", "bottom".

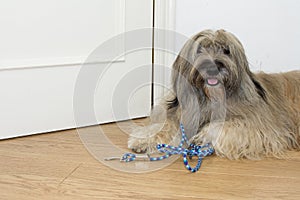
[{"left": 128, "top": 29, "right": 300, "bottom": 159}]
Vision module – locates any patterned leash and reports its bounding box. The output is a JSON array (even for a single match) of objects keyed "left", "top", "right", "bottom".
[{"left": 105, "top": 123, "right": 214, "bottom": 173}]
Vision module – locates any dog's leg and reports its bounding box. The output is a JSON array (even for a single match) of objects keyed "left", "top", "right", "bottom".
[
  {"left": 128, "top": 103, "right": 180, "bottom": 153},
  {"left": 128, "top": 123, "right": 164, "bottom": 153},
  {"left": 191, "top": 119, "right": 296, "bottom": 160},
  {"left": 128, "top": 121, "right": 179, "bottom": 153},
  {"left": 191, "top": 121, "right": 262, "bottom": 159}
]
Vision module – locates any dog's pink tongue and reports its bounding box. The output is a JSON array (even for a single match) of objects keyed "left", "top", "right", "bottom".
[{"left": 207, "top": 78, "right": 219, "bottom": 85}]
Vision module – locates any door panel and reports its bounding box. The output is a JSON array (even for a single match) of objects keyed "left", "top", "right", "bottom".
[{"left": 0, "top": 0, "right": 153, "bottom": 139}]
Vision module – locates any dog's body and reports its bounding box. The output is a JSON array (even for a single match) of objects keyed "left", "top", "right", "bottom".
[{"left": 128, "top": 29, "right": 300, "bottom": 159}]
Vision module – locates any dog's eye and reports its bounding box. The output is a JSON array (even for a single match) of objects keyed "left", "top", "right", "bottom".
[
  {"left": 196, "top": 45, "right": 202, "bottom": 54},
  {"left": 215, "top": 61, "right": 226, "bottom": 70},
  {"left": 223, "top": 48, "right": 230, "bottom": 55}
]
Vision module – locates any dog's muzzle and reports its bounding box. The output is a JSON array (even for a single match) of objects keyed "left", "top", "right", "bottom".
[
  {"left": 206, "top": 68, "right": 220, "bottom": 86},
  {"left": 191, "top": 59, "right": 222, "bottom": 87}
]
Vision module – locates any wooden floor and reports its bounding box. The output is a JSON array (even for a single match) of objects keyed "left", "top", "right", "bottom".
[{"left": 1, "top": 119, "right": 300, "bottom": 200}]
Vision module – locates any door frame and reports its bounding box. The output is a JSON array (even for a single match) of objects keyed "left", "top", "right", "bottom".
[{"left": 153, "top": 0, "right": 176, "bottom": 104}]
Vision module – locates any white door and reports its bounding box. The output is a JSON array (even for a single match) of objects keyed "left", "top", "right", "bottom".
[{"left": 0, "top": 0, "right": 153, "bottom": 139}]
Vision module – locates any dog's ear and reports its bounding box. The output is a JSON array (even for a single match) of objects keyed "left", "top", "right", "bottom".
[
  {"left": 168, "top": 35, "right": 205, "bottom": 138},
  {"left": 171, "top": 59, "right": 203, "bottom": 139},
  {"left": 249, "top": 74, "right": 267, "bottom": 101},
  {"left": 169, "top": 51, "right": 197, "bottom": 111},
  {"left": 167, "top": 55, "right": 186, "bottom": 111}
]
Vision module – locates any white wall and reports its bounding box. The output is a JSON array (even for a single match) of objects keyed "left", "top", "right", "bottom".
[{"left": 175, "top": 0, "right": 300, "bottom": 73}]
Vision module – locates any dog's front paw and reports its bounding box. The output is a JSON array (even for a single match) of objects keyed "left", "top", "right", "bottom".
[
  {"left": 128, "top": 136, "right": 157, "bottom": 154},
  {"left": 127, "top": 124, "right": 163, "bottom": 154}
]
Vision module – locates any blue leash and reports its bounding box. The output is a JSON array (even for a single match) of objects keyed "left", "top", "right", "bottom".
[{"left": 117, "top": 123, "right": 214, "bottom": 173}]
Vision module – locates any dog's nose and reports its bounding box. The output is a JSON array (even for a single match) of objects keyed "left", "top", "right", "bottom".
[{"left": 207, "top": 68, "right": 219, "bottom": 76}]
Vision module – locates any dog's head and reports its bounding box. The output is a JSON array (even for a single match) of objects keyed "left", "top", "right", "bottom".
[
  {"left": 172, "top": 29, "right": 252, "bottom": 99},
  {"left": 168, "top": 29, "right": 267, "bottom": 139}
]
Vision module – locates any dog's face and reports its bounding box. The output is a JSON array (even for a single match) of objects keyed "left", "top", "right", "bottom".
[
  {"left": 167, "top": 29, "right": 268, "bottom": 140},
  {"left": 172, "top": 29, "right": 251, "bottom": 99}
]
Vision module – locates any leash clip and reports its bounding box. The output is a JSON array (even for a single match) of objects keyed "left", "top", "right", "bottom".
[{"left": 104, "top": 153, "right": 150, "bottom": 162}]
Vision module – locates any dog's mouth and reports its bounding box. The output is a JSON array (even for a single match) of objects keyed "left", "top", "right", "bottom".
[{"left": 206, "top": 77, "right": 219, "bottom": 86}]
